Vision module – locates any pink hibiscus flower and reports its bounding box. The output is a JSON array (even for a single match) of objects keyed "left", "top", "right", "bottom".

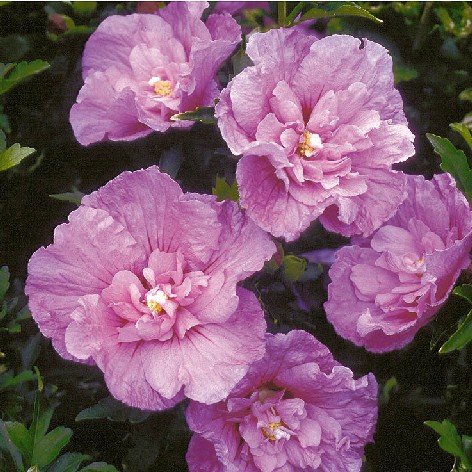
[
  {"left": 216, "top": 28, "right": 414, "bottom": 241},
  {"left": 325, "top": 173, "right": 472, "bottom": 353},
  {"left": 70, "top": 1, "right": 241, "bottom": 145},
  {"left": 186, "top": 330, "right": 378, "bottom": 472},
  {"left": 25, "top": 167, "right": 276, "bottom": 409}
]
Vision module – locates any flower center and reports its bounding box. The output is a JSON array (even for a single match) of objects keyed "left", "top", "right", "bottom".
[
  {"left": 296, "top": 130, "right": 323, "bottom": 158},
  {"left": 148, "top": 76, "right": 172, "bottom": 97},
  {"left": 146, "top": 288, "right": 168, "bottom": 314},
  {"left": 261, "top": 420, "right": 291, "bottom": 442}
]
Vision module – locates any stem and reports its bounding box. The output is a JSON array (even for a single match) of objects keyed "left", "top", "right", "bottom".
[{"left": 278, "top": 1, "right": 287, "bottom": 26}]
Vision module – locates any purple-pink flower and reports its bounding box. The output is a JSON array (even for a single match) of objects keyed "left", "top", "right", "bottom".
[
  {"left": 70, "top": 1, "right": 241, "bottom": 145},
  {"left": 25, "top": 167, "right": 276, "bottom": 409},
  {"left": 325, "top": 173, "right": 472, "bottom": 353},
  {"left": 186, "top": 330, "right": 378, "bottom": 471},
  {"left": 216, "top": 28, "right": 414, "bottom": 241}
]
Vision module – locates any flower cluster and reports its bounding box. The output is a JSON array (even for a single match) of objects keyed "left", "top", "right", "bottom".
[
  {"left": 26, "top": 2, "right": 472, "bottom": 471},
  {"left": 70, "top": 1, "right": 241, "bottom": 145}
]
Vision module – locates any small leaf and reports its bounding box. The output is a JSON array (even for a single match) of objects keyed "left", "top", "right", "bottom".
[
  {"left": 47, "top": 452, "right": 91, "bottom": 472},
  {"left": 0, "top": 60, "right": 49, "bottom": 95},
  {"left": 380, "top": 376, "right": 399, "bottom": 404},
  {"left": 459, "top": 88, "right": 472, "bottom": 101},
  {"left": 49, "top": 191, "right": 84, "bottom": 206},
  {"left": 72, "top": 1, "right": 97, "bottom": 16},
  {"left": 427, "top": 133, "right": 472, "bottom": 203},
  {"left": 171, "top": 106, "right": 216, "bottom": 124},
  {"left": 301, "top": 2, "right": 382, "bottom": 23},
  {"left": 0, "top": 143, "right": 35, "bottom": 171},
  {"left": 282, "top": 255, "right": 307, "bottom": 282},
  {"left": 425, "top": 420, "right": 472, "bottom": 468},
  {"left": 453, "top": 284, "right": 472, "bottom": 305},
  {"left": 425, "top": 420, "right": 464, "bottom": 457},
  {"left": 79, "top": 463, "right": 119, "bottom": 472},
  {"left": 394, "top": 63, "right": 418, "bottom": 85},
  {"left": 75, "top": 396, "right": 150, "bottom": 424},
  {"left": 4, "top": 422, "right": 32, "bottom": 463},
  {"left": 0, "top": 420, "right": 24, "bottom": 471},
  {"left": 439, "top": 309, "right": 472, "bottom": 353},
  {"left": 451, "top": 123, "right": 472, "bottom": 151},
  {"left": 0, "top": 266, "right": 9, "bottom": 301},
  {"left": 212, "top": 176, "right": 239, "bottom": 202},
  {"left": 31, "top": 427, "right": 73, "bottom": 469},
  {"left": 0, "top": 370, "right": 36, "bottom": 391}
]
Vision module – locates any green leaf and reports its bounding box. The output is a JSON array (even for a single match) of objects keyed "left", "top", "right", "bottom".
[
  {"left": 427, "top": 133, "right": 472, "bottom": 203},
  {"left": 380, "top": 376, "right": 399, "bottom": 404},
  {"left": 0, "top": 266, "right": 9, "bottom": 302},
  {"left": 439, "top": 309, "right": 472, "bottom": 353},
  {"left": 0, "top": 144, "right": 35, "bottom": 172},
  {"left": 0, "top": 420, "right": 24, "bottom": 472},
  {"left": 4, "top": 422, "right": 32, "bottom": 463},
  {"left": 0, "top": 370, "right": 36, "bottom": 391},
  {"left": 47, "top": 452, "right": 91, "bottom": 472},
  {"left": 170, "top": 106, "right": 216, "bottom": 124},
  {"left": 72, "top": 1, "right": 97, "bottom": 16},
  {"left": 75, "top": 396, "right": 150, "bottom": 424},
  {"left": 281, "top": 255, "right": 307, "bottom": 282},
  {"left": 425, "top": 420, "right": 464, "bottom": 456},
  {"left": 79, "top": 463, "right": 119, "bottom": 472},
  {"left": 451, "top": 123, "right": 472, "bottom": 151},
  {"left": 212, "top": 176, "right": 239, "bottom": 202},
  {"left": 49, "top": 191, "right": 84, "bottom": 206},
  {"left": 0, "top": 60, "right": 49, "bottom": 95},
  {"left": 453, "top": 284, "right": 472, "bottom": 305},
  {"left": 301, "top": 2, "right": 382, "bottom": 23},
  {"left": 31, "top": 427, "right": 73, "bottom": 469},
  {"left": 425, "top": 420, "right": 472, "bottom": 469},
  {"left": 459, "top": 88, "right": 472, "bottom": 101},
  {"left": 394, "top": 63, "right": 418, "bottom": 85}
]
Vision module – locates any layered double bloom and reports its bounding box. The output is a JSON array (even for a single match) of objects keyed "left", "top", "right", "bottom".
[
  {"left": 26, "top": 167, "right": 276, "bottom": 409},
  {"left": 217, "top": 28, "right": 415, "bottom": 241}
]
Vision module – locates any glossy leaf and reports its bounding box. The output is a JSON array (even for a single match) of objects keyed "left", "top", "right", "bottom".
[
  {"left": 4, "top": 422, "right": 32, "bottom": 463},
  {"left": 75, "top": 396, "right": 150, "bottom": 424},
  {"left": 425, "top": 420, "right": 472, "bottom": 469},
  {"left": 0, "top": 60, "right": 49, "bottom": 95},
  {"left": 170, "top": 106, "right": 216, "bottom": 124},
  {"left": 212, "top": 176, "right": 239, "bottom": 202},
  {"left": 282, "top": 255, "right": 307, "bottom": 282},
  {"left": 439, "top": 309, "right": 472, "bottom": 353},
  {"left": 31, "top": 427, "right": 73, "bottom": 469},
  {"left": 453, "top": 284, "right": 472, "bottom": 305},
  {"left": 47, "top": 452, "right": 91, "bottom": 472},
  {"left": 301, "top": 2, "right": 382, "bottom": 23},
  {"left": 49, "top": 191, "right": 84, "bottom": 206},
  {"left": 0, "top": 143, "right": 35, "bottom": 172},
  {"left": 451, "top": 122, "right": 472, "bottom": 150},
  {"left": 427, "top": 133, "right": 472, "bottom": 204}
]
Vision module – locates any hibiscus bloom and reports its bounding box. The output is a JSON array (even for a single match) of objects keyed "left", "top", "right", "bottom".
[
  {"left": 25, "top": 167, "right": 276, "bottom": 409},
  {"left": 70, "top": 1, "right": 241, "bottom": 145},
  {"left": 325, "top": 173, "right": 472, "bottom": 353},
  {"left": 186, "top": 330, "right": 378, "bottom": 471},
  {"left": 216, "top": 28, "right": 414, "bottom": 241}
]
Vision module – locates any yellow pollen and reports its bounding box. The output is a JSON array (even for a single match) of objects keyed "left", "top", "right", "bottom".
[
  {"left": 261, "top": 421, "right": 284, "bottom": 441},
  {"left": 154, "top": 80, "right": 172, "bottom": 97},
  {"left": 146, "top": 289, "right": 168, "bottom": 314},
  {"left": 147, "top": 300, "right": 164, "bottom": 313},
  {"left": 296, "top": 131, "right": 323, "bottom": 158}
]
